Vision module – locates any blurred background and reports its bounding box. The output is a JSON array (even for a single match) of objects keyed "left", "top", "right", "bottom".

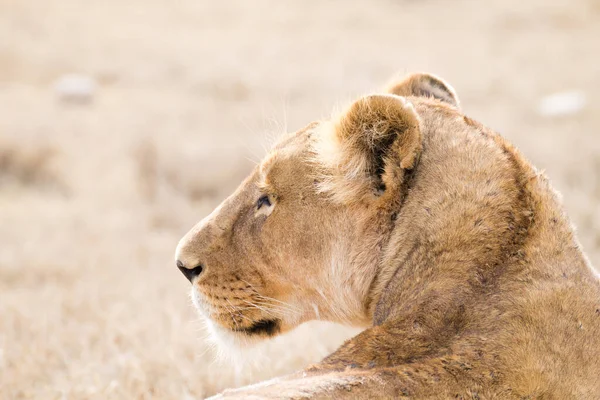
[{"left": 1, "top": 0, "right": 599, "bottom": 398}]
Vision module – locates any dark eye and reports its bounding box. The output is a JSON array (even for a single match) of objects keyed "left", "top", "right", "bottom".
[{"left": 257, "top": 195, "right": 272, "bottom": 210}]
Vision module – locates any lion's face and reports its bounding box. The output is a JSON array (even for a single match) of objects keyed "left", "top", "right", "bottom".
[
  {"left": 176, "top": 123, "right": 359, "bottom": 343},
  {"left": 175, "top": 73, "right": 459, "bottom": 345}
]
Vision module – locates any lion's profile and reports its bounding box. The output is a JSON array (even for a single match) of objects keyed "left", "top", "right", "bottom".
[{"left": 176, "top": 72, "right": 600, "bottom": 399}]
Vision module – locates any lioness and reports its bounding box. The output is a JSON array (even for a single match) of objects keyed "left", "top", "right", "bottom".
[{"left": 176, "top": 73, "right": 600, "bottom": 399}]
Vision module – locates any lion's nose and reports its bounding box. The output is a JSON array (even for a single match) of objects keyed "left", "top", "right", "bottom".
[{"left": 176, "top": 260, "right": 204, "bottom": 283}]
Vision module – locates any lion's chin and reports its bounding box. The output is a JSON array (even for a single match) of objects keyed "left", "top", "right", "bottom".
[
  {"left": 200, "top": 317, "right": 287, "bottom": 367},
  {"left": 191, "top": 288, "right": 283, "bottom": 350}
]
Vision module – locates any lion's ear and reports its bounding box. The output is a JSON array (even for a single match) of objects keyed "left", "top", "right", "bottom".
[
  {"left": 386, "top": 73, "right": 459, "bottom": 108},
  {"left": 315, "top": 94, "right": 422, "bottom": 204}
]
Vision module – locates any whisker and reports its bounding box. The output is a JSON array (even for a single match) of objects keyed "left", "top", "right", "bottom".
[
  {"left": 239, "top": 278, "right": 301, "bottom": 312},
  {"left": 241, "top": 299, "right": 280, "bottom": 320},
  {"left": 224, "top": 299, "right": 242, "bottom": 329},
  {"left": 248, "top": 299, "right": 298, "bottom": 317},
  {"left": 244, "top": 155, "right": 259, "bottom": 166},
  {"left": 237, "top": 278, "right": 303, "bottom": 319},
  {"left": 254, "top": 293, "right": 301, "bottom": 312}
]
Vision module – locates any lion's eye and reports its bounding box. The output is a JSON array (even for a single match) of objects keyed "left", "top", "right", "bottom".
[{"left": 257, "top": 195, "right": 272, "bottom": 210}]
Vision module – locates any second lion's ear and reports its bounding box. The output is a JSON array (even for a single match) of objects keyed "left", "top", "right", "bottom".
[
  {"left": 386, "top": 73, "right": 459, "bottom": 108},
  {"left": 314, "top": 94, "right": 422, "bottom": 204}
]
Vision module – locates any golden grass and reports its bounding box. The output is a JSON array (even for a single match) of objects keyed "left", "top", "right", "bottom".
[
  {"left": 0, "top": 139, "right": 62, "bottom": 190},
  {"left": 1, "top": 0, "right": 599, "bottom": 398}
]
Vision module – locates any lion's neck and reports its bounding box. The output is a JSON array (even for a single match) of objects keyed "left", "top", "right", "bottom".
[
  {"left": 365, "top": 117, "right": 594, "bottom": 327},
  {"left": 304, "top": 209, "right": 397, "bottom": 327},
  {"left": 310, "top": 240, "right": 379, "bottom": 327},
  {"left": 316, "top": 117, "right": 594, "bottom": 329}
]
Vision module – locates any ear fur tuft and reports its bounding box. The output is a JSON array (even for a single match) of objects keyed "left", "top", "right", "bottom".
[
  {"left": 386, "top": 72, "right": 459, "bottom": 108},
  {"left": 312, "top": 94, "right": 422, "bottom": 204}
]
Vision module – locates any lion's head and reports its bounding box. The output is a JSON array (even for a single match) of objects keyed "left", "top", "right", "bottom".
[{"left": 175, "top": 73, "right": 459, "bottom": 346}]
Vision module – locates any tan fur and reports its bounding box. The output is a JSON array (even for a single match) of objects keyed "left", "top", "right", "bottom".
[{"left": 176, "top": 73, "right": 600, "bottom": 399}]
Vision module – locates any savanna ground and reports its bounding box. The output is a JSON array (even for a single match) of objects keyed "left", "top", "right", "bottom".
[{"left": 1, "top": 0, "right": 599, "bottom": 398}]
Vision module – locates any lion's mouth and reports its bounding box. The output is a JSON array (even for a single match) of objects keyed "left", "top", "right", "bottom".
[
  {"left": 191, "top": 288, "right": 283, "bottom": 337},
  {"left": 233, "top": 319, "right": 280, "bottom": 336}
]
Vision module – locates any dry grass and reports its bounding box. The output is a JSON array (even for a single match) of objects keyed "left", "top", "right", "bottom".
[
  {"left": 0, "top": 138, "right": 62, "bottom": 190},
  {"left": 1, "top": 0, "right": 599, "bottom": 398}
]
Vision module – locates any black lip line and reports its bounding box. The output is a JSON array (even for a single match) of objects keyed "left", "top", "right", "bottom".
[{"left": 234, "top": 319, "right": 280, "bottom": 336}]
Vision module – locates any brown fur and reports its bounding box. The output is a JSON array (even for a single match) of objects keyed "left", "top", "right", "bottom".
[{"left": 176, "top": 73, "right": 600, "bottom": 399}]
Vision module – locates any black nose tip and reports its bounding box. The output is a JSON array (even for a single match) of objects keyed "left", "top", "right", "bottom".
[{"left": 176, "top": 260, "right": 204, "bottom": 283}]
